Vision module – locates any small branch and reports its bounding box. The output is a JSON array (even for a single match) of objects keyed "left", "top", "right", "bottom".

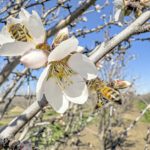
[
  {"left": 0, "top": 97, "right": 48, "bottom": 139},
  {"left": 0, "top": 57, "right": 20, "bottom": 86},
  {"left": 46, "top": 0, "right": 96, "bottom": 38},
  {"left": 89, "top": 10, "right": 150, "bottom": 63}
]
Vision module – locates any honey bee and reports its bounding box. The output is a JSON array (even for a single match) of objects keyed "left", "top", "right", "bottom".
[
  {"left": 88, "top": 78, "right": 122, "bottom": 109},
  {"left": 8, "top": 23, "right": 32, "bottom": 42}
]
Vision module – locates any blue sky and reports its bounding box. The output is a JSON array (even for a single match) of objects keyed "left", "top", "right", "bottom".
[{"left": 0, "top": 0, "right": 150, "bottom": 95}]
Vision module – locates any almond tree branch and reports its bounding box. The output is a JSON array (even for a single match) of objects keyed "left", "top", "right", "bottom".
[
  {"left": 89, "top": 11, "right": 150, "bottom": 63},
  {"left": 0, "top": 68, "right": 28, "bottom": 103},
  {"left": 0, "top": 97, "right": 48, "bottom": 138},
  {"left": 0, "top": 57, "right": 20, "bottom": 86},
  {"left": 0, "top": 10, "right": 150, "bottom": 140},
  {"left": 46, "top": 0, "right": 96, "bottom": 38}
]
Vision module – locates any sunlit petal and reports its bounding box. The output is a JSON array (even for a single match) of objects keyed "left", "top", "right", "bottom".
[
  {"left": 68, "top": 53, "right": 98, "bottom": 80},
  {"left": 20, "top": 49, "right": 49, "bottom": 69},
  {"left": 76, "top": 46, "right": 84, "bottom": 53},
  {"left": 113, "top": 0, "right": 124, "bottom": 25},
  {"left": 7, "top": 16, "right": 22, "bottom": 27},
  {"left": 64, "top": 74, "right": 88, "bottom": 104},
  {"left": 25, "top": 13, "right": 45, "bottom": 44},
  {"left": 36, "top": 65, "right": 49, "bottom": 101},
  {"left": 0, "top": 33, "right": 14, "bottom": 45},
  {"left": 19, "top": 8, "right": 30, "bottom": 20},
  {"left": 0, "top": 26, "right": 13, "bottom": 43},
  {"left": 32, "top": 10, "right": 42, "bottom": 22},
  {"left": 0, "top": 41, "right": 34, "bottom": 56},
  {"left": 52, "top": 27, "right": 69, "bottom": 47},
  {"left": 44, "top": 77, "right": 69, "bottom": 113},
  {"left": 48, "top": 37, "right": 78, "bottom": 62}
]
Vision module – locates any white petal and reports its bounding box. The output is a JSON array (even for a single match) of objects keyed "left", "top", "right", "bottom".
[
  {"left": 32, "top": 10, "right": 42, "bottom": 22},
  {"left": 0, "top": 26, "right": 14, "bottom": 44},
  {"left": 64, "top": 74, "right": 88, "bottom": 104},
  {"left": 114, "top": 9, "right": 124, "bottom": 26},
  {"left": 44, "top": 77, "right": 69, "bottom": 113},
  {"left": 68, "top": 53, "right": 98, "bottom": 80},
  {"left": 36, "top": 66, "right": 49, "bottom": 101},
  {"left": 0, "top": 41, "right": 34, "bottom": 56},
  {"left": 0, "top": 33, "right": 14, "bottom": 45},
  {"left": 76, "top": 46, "right": 84, "bottom": 53},
  {"left": 52, "top": 27, "right": 69, "bottom": 47},
  {"left": 48, "top": 37, "right": 79, "bottom": 62},
  {"left": 19, "top": 9, "right": 45, "bottom": 44},
  {"left": 25, "top": 13, "right": 45, "bottom": 44},
  {"left": 20, "top": 49, "right": 49, "bottom": 69},
  {"left": 7, "top": 16, "right": 22, "bottom": 27},
  {"left": 19, "top": 8, "right": 30, "bottom": 20}
]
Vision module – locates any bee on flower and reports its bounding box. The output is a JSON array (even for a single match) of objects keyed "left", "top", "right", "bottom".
[
  {"left": 36, "top": 33, "right": 98, "bottom": 113},
  {"left": 0, "top": 8, "right": 50, "bottom": 69}
]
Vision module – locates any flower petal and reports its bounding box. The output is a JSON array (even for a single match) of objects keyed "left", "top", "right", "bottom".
[
  {"left": 76, "top": 46, "right": 84, "bottom": 53},
  {"left": 0, "top": 33, "right": 14, "bottom": 45},
  {"left": 36, "top": 65, "right": 49, "bottom": 101},
  {"left": 0, "top": 41, "right": 34, "bottom": 56},
  {"left": 24, "top": 12, "right": 45, "bottom": 44},
  {"left": 68, "top": 53, "right": 98, "bottom": 80},
  {"left": 44, "top": 77, "right": 69, "bottom": 113},
  {"left": 64, "top": 74, "right": 88, "bottom": 104},
  {"left": 114, "top": 9, "right": 124, "bottom": 26},
  {"left": 20, "top": 49, "right": 49, "bottom": 69},
  {"left": 48, "top": 37, "right": 79, "bottom": 62},
  {"left": 0, "top": 26, "right": 14, "bottom": 45},
  {"left": 52, "top": 27, "right": 69, "bottom": 48},
  {"left": 32, "top": 10, "right": 42, "bottom": 22},
  {"left": 113, "top": 0, "right": 124, "bottom": 25},
  {"left": 19, "top": 8, "right": 30, "bottom": 20},
  {"left": 7, "top": 16, "right": 22, "bottom": 27}
]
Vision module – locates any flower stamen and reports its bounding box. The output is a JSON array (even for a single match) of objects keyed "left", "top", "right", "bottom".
[
  {"left": 36, "top": 43, "right": 51, "bottom": 51},
  {"left": 48, "top": 56, "right": 75, "bottom": 90},
  {"left": 8, "top": 23, "right": 33, "bottom": 42}
]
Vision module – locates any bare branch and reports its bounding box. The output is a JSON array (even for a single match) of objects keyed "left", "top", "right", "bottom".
[
  {"left": 89, "top": 11, "right": 150, "bottom": 63},
  {"left": 0, "top": 57, "right": 20, "bottom": 86},
  {"left": 46, "top": 0, "right": 96, "bottom": 38}
]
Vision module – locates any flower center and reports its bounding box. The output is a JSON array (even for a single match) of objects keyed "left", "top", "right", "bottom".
[
  {"left": 36, "top": 43, "right": 51, "bottom": 51},
  {"left": 8, "top": 23, "right": 33, "bottom": 42},
  {"left": 48, "top": 56, "right": 75, "bottom": 89}
]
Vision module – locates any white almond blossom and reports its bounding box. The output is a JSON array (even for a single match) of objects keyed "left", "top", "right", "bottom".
[
  {"left": 36, "top": 37, "right": 98, "bottom": 113},
  {"left": 0, "top": 8, "right": 49, "bottom": 69}
]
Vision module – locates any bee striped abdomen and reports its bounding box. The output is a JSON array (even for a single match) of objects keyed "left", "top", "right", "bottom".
[
  {"left": 9, "top": 24, "right": 32, "bottom": 42},
  {"left": 100, "top": 86, "right": 122, "bottom": 104}
]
